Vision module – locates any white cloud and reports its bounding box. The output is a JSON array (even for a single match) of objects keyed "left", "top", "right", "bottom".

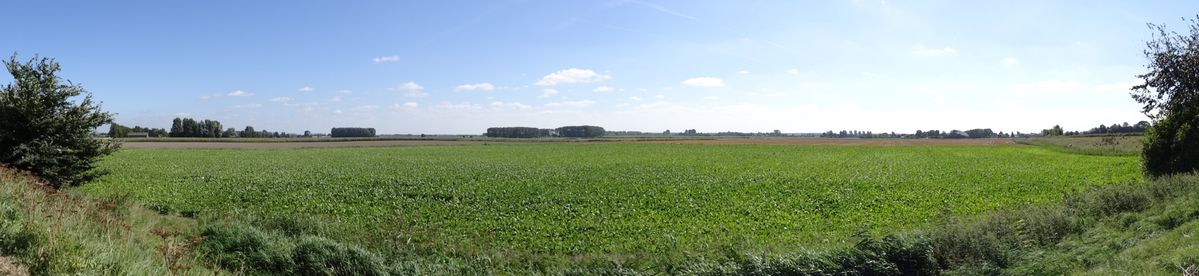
[
  {"left": 400, "top": 102, "right": 419, "bottom": 108},
  {"left": 330, "top": 96, "right": 344, "bottom": 102},
  {"left": 455, "top": 83, "right": 495, "bottom": 91},
  {"left": 348, "top": 105, "right": 379, "bottom": 112},
  {"left": 226, "top": 90, "right": 254, "bottom": 97},
  {"left": 298, "top": 86, "right": 314, "bottom": 92},
  {"left": 1000, "top": 57, "right": 1019, "bottom": 66},
  {"left": 913, "top": 47, "right": 957, "bottom": 55},
  {"left": 628, "top": 96, "right": 644, "bottom": 101},
  {"left": 198, "top": 93, "right": 221, "bottom": 100},
  {"left": 1093, "top": 79, "right": 1145, "bottom": 92},
  {"left": 592, "top": 86, "right": 615, "bottom": 93},
  {"left": 544, "top": 100, "right": 596, "bottom": 108},
  {"left": 173, "top": 112, "right": 191, "bottom": 117},
  {"left": 431, "top": 102, "right": 483, "bottom": 111},
  {"left": 373, "top": 55, "right": 400, "bottom": 63},
  {"left": 395, "top": 82, "right": 427, "bottom": 97},
  {"left": 540, "top": 88, "right": 560, "bottom": 98},
  {"left": 787, "top": 69, "right": 801, "bottom": 76},
  {"left": 682, "top": 77, "right": 725, "bottom": 88},
  {"left": 703, "top": 96, "right": 720, "bottom": 100},
  {"left": 655, "top": 94, "right": 666, "bottom": 99},
  {"left": 270, "top": 97, "right": 292, "bottom": 102},
  {"left": 233, "top": 103, "right": 262, "bottom": 109},
  {"left": 737, "top": 70, "right": 750, "bottom": 75},
  {"left": 1007, "top": 80, "right": 1087, "bottom": 94},
  {"left": 535, "top": 68, "right": 610, "bottom": 86},
  {"left": 490, "top": 101, "right": 532, "bottom": 109},
  {"left": 338, "top": 89, "right": 352, "bottom": 94}
]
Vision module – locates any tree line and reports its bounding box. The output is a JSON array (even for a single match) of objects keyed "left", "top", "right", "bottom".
[
  {"left": 1040, "top": 121, "right": 1150, "bottom": 136},
  {"left": 107, "top": 123, "right": 167, "bottom": 138},
  {"left": 330, "top": 127, "right": 376, "bottom": 137},
  {"left": 817, "top": 128, "right": 1028, "bottom": 139},
  {"left": 485, "top": 125, "right": 606, "bottom": 138}
]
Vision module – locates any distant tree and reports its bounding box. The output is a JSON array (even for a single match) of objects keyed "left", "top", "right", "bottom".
[
  {"left": 108, "top": 123, "right": 130, "bottom": 138},
  {"left": 0, "top": 55, "right": 119, "bottom": 188},
  {"left": 170, "top": 118, "right": 182, "bottom": 137},
  {"left": 1134, "top": 17, "right": 1199, "bottom": 176},
  {"left": 330, "top": 127, "right": 376, "bottom": 138},
  {"left": 242, "top": 126, "right": 256, "bottom": 138},
  {"left": 303, "top": 130, "right": 311, "bottom": 137},
  {"left": 556, "top": 125, "right": 605, "bottom": 138}
]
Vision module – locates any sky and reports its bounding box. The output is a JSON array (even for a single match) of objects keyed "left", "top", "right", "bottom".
[{"left": 2, "top": 0, "right": 1194, "bottom": 134}]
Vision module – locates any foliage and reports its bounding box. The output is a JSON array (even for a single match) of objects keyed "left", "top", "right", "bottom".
[
  {"left": 82, "top": 143, "right": 1139, "bottom": 272},
  {"left": 484, "top": 127, "right": 548, "bottom": 138},
  {"left": 169, "top": 117, "right": 223, "bottom": 138},
  {"left": 0, "top": 55, "right": 118, "bottom": 188},
  {"left": 1133, "top": 17, "right": 1199, "bottom": 176},
  {"left": 109, "top": 123, "right": 166, "bottom": 138},
  {"left": 555, "top": 125, "right": 605, "bottom": 138},
  {"left": 330, "top": 127, "right": 376, "bottom": 138}
]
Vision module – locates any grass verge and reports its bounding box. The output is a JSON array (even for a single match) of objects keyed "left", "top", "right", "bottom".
[
  {"left": 0, "top": 166, "right": 216, "bottom": 275},
  {"left": 1016, "top": 135, "right": 1143, "bottom": 156}
]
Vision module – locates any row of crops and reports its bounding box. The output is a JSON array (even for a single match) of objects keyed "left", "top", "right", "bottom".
[{"left": 82, "top": 143, "right": 1140, "bottom": 260}]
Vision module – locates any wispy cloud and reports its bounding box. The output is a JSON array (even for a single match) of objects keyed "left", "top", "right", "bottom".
[
  {"left": 619, "top": 0, "right": 697, "bottom": 20},
  {"left": 544, "top": 100, "right": 595, "bottom": 108},
  {"left": 737, "top": 70, "right": 750, "bottom": 75},
  {"left": 535, "top": 68, "right": 610, "bottom": 86},
  {"left": 490, "top": 101, "right": 532, "bottom": 109},
  {"left": 270, "top": 97, "right": 292, "bottom": 102},
  {"left": 787, "top": 69, "right": 801, "bottom": 76},
  {"left": 592, "top": 86, "right": 615, "bottom": 92},
  {"left": 373, "top": 55, "right": 400, "bottom": 63},
  {"left": 913, "top": 47, "right": 957, "bottom": 55},
  {"left": 233, "top": 103, "right": 263, "bottom": 109},
  {"left": 681, "top": 77, "right": 725, "bottom": 88},
  {"left": 455, "top": 82, "right": 495, "bottom": 91},
  {"left": 629, "top": 96, "right": 644, "bottom": 101},
  {"left": 1000, "top": 57, "right": 1019, "bottom": 66},
  {"left": 226, "top": 90, "right": 254, "bottom": 97},
  {"left": 298, "top": 86, "right": 314, "bottom": 92},
  {"left": 394, "top": 82, "right": 427, "bottom": 97},
  {"left": 540, "top": 88, "right": 560, "bottom": 98}
]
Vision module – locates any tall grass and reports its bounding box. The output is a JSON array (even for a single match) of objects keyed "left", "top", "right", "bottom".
[{"left": 0, "top": 166, "right": 216, "bottom": 275}]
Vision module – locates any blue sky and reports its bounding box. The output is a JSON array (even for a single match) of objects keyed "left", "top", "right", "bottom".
[{"left": 2, "top": 0, "right": 1193, "bottom": 134}]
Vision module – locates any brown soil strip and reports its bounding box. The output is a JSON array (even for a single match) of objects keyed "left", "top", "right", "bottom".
[{"left": 121, "top": 140, "right": 496, "bottom": 149}]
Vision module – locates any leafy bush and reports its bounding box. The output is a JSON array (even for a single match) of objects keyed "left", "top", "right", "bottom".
[
  {"left": 195, "top": 222, "right": 293, "bottom": 274},
  {"left": 0, "top": 55, "right": 118, "bottom": 188},
  {"left": 1131, "top": 18, "right": 1199, "bottom": 177},
  {"left": 291, "top": 236, "right": 388, "bottom": 276},
  {"left": 1143, "top": 115, "right": 1199, "bottom": 176}
]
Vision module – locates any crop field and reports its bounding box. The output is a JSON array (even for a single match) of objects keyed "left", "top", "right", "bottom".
[{"left": 82, "top": 143, "right": 1140, "bottom": 263}]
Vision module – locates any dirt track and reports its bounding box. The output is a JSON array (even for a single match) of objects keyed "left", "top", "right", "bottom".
[
  {"left": 634, "top": 138, "right": 1016, "bottom": 146},
  {"left": 121, "top": 140, "right": 494, "bottom": 149}
]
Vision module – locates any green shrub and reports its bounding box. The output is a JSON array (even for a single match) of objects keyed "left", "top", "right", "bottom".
[
  {"left": 196, "top": 222, "right": 293, "bottom": 274},
  {"left": 1142, "top": 115, "right": 1199, "bottom": 177},
  {"left": 0, "top": 55, "right": 118, "bottom": 188},
  {"left": 291, "top": 236, "right": 388, "bottom": 276}
]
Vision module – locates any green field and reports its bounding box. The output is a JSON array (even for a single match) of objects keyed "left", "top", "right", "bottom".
[{"left": 82, "top": 143, "right": 1140, "bottom": 267}]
